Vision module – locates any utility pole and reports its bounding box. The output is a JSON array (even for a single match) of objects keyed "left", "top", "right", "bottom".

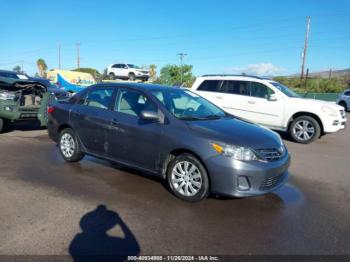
[
  {"left": 76, "top": 43, "right": 81, "bottom": 69},
  {"left": 58, "top": 43, "right": 61, "bottom": 70},
  {"left": 301, "top": 16, "right": 311, "bottom": 79},
  {"left": 177, "top": 52, "right": 187, "bottom": 84},
  {"left": 329, "top": 68, "right": 332, "bottom": 80},
  {"left": 305, "top": 68, "right": 309, "bottom": 89}
]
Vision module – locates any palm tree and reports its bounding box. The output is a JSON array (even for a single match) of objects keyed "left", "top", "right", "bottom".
[
  {"left": 36, "top": 59, "right": 48, "bottom": 78},
  {"left": 149, "top": 64, "right": 157, "bottom": 81}
]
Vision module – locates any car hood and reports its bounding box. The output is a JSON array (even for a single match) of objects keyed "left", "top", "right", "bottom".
[
  {"left": 187, "top": 117, "right": 283, "bottom": 149},
  {"left": 293, "top": 97, "right": 343, "bottom": 110},
  {"left": 136, "top": 69, "right": 149, "bottom": 73}
]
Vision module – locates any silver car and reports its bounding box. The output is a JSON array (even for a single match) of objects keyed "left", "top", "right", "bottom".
[{"left": 337, "top": 89, "right": 350, "bottom": 111}]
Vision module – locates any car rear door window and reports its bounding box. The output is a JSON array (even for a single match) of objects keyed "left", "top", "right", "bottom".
[
  {"left": 345, "top": 91, "right": 350, "bottom": 96},
  {"left": 84, "top": 88, "right": 114, "bottom": 109},
  {"left": 197, "top": 80, "right": 221, "bottom": 92},
  {"left": 115, "top": 89, "right": 157, "bottom": 117},
  {"left": 221, "top": 81, "right": 250, "bottom": 96},
  {"left": 250, "top": 82, "right": 274, "bottom": 99}
]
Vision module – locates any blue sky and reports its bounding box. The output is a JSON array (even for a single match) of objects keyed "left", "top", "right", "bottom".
[{"left": 1, "top": 0, "right": 349, "bottom": 76}]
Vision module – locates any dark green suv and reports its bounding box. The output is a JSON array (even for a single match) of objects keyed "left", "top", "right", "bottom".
[{"left": 0, "top": 76, "right": 55, "bottom": 133}]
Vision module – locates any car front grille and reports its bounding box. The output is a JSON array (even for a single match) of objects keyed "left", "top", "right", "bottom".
[
  {"left": 256, "top": 148, "right": 284, "bottom": 162},
  {"left": 260, "top": 173, "right": 285, "bottom": 191}
]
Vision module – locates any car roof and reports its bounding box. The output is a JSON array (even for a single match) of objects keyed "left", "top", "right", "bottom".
[
  {"left": 198, "top": 74, "right": 272, "bottom": 81},
  {"left": 95, "top": 82, "right": 179, "bottom": 92}
]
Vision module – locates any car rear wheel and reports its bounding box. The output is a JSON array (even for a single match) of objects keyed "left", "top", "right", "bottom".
[
  {"left": 128, "top": 73, "right": 136, "bottom": 81},
  {"left": 59, "top": 128, "right": 84, "bottom": 162},
  {"left": 167, "top": 153, "right": 209, "bottom": 202},
  {"left": 289, "top": 116, "right": 321, "bottom": 144},
  {"left": 109, "top": 73, "right": 115, "bottom": 80}
]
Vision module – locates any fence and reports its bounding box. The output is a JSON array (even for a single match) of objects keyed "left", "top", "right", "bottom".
[{"left": 296, "top": 93, "right": 338, "bottom": 102}]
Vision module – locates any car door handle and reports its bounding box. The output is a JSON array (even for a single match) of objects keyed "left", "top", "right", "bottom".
[
  {"left": 248, "top": 101, "right": 256, "bottom": 104},
  {"left": 111, "top": 118, "right": 119, "bottom": 126},
  {"left": 216, "top": 96, "right": 223, "bottom": 99}
]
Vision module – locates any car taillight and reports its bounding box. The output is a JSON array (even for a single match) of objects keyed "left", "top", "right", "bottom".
[{"left": 47, "top": 107, "right": 55, "bottom": 113}]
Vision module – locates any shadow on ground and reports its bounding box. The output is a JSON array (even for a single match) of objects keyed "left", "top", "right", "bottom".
[
  {"left": 69, "top": 205, "right": 140, "bottom": 262},
  {"left": 1, "top": 120, "right": 45, "bottom": 134}
]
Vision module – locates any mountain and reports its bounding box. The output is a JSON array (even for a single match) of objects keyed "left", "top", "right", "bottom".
[{"left": 289, "top": 68, "right": 350, "bottom": 78}]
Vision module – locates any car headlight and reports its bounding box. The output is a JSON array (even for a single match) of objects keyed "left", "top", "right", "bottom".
[
  {"left": 0, "top": 93, "right": 16, "bottom": 100},
  {"left": 212, "top": 143, "right": 258, "bottom": 161},
  {"left": 322, "top": 106, "right": 337, "bottom": 117},
  {"left": 4, "top": 106, "right": 15, "bottom": 112}
]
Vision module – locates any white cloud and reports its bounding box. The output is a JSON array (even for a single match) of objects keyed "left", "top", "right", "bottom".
[{"left": 226, "top": 63, "right": 285, "bottom": 76}]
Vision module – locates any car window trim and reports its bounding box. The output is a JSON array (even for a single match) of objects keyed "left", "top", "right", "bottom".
[
  {"left": 249, "top": 81, "right": 275, "bottom": 100},
  {"left": 220, "top": 80, "right": 250, "bottom": 97},
  {"left": 81, "top": 85, "right": 116, "bottom": 110},
  {"left": 113, "top": 86, "right": 160, "bottom": 118},
  {"left": 197, "top": 80, "right": 223, "bottom": 93}
]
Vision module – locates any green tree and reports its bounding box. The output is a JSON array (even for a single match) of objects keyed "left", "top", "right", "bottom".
[
  {"left": 36, "top": 58, "right": 48, "bottom": 78},
  {"left": 155, "top": 64, "right": 195, "bottom": 87},
  {"left": 13, "top": 65, "right": 22, "bottom": 73}
]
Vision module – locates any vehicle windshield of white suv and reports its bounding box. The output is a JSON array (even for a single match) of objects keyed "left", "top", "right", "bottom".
[
  {"left": 127, "top": 64, "right": 141, "bottom": 69},
  {"left": 270, "top": 82, "right": 301, "bottom": 98},
  {"left": 151, "top": 89, "right": 227, "bottom": 120}
]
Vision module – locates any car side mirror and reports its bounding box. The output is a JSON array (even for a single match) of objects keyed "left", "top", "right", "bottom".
[
  {"left": 140, "top": 110, "right": 160, "bottom": 122},
  {"left": 268, "top": 94, "right": 278, "bottom": 101}
]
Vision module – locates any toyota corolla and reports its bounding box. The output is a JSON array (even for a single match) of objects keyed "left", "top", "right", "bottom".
[{"left": 47, "top": 83, "right": 291, "bottom": 202}]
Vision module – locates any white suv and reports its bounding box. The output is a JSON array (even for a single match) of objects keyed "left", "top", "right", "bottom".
[
  {"left": 336, "top": 89, "right": 350, "bottom": 112},
  {"left": 107, "top": 63, "right": 150, "bottom": 81},
  {"left": 191, "top": 75, "right": 347, "bottom": 144}
]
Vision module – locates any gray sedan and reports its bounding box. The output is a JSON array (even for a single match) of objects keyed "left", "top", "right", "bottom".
[{"left": 47, "top": 83, "right": 290, "bottom": 202}]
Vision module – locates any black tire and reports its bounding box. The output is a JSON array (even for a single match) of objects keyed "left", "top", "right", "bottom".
[
  {"left": 58, "top": 128, "right": 84, "bottom": 162},
  {"left": 339, "top": 101, "right": 348, "bottom": 111},
  {"left": 109, "top": 73, "right": 115, "bottom": 80},
  {"left": 0, "top": 118, "right": 4, "bottom": 133},
  {"left": 289, "top": 115, "right": 321, "bottom": 144},
  {"left": 128, "top": 73, "right": 136, "bottom": 81},
  {"left": 167, "top": 153, "right": 209, "bottom": 202}
]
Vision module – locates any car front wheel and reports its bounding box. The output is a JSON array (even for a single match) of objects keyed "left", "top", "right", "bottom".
[
  {"left": 167, "top": 153, "right": 209, "bottom": 202},
  {"left": 59, "top": 128, "right": 84, "bottom": 162},
  {"left": 128, "top": 73, "right": 136, "bottom": 81},
  {"left": 289, "top": 116, "right": 321, "bottom": 144}
]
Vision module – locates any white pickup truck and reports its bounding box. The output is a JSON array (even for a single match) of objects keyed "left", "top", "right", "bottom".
[{"left": 191, "top": 75, "right": 346, "bottom": 144}]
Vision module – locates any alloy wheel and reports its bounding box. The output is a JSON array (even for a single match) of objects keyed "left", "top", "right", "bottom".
[{"left": 292, "top": 120, "right": 315, "bottom": 141}]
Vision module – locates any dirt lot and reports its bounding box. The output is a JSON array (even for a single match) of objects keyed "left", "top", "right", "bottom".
[{"left": 0, "top": 118, "right": 349, "bottom": 257}]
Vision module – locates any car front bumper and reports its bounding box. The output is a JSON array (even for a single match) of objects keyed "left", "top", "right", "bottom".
[
  {"left": 322, "top": 113, "right": 347, "bottom": 133},
  {"left": 205, "top": 152, "right": 291, "bottom": 197}
]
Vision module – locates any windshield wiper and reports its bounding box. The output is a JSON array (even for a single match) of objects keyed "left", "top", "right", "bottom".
[
  {"left": 178, "top": 115, "right": 222, "bottom": 121},
  {"left": 202, "top": 114, "right": 222, "bottom": 120}
]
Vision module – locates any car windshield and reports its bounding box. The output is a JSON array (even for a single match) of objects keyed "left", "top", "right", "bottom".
[
  {"left": 127, "top": 64, "right": 141, "bottom": 69},
  {"left": 270, "top": 82, "right": 301, "bottom": 98},
  {"left": 151, "top": 88, "right": 227, "bottom": 120}
]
